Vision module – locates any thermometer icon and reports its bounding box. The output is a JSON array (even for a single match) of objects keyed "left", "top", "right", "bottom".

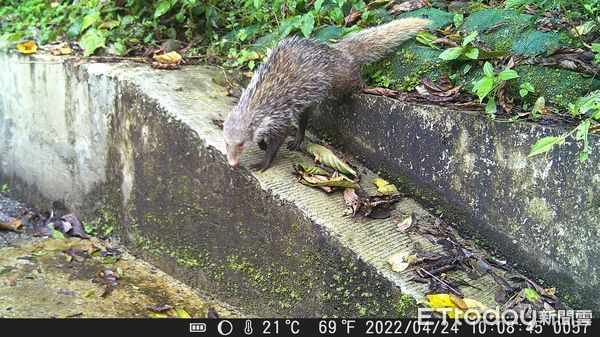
[{"left": 244, "top": 320, "right": 253, "bottom": 335}]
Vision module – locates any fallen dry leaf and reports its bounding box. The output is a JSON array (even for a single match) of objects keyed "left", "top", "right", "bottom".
[
  {"left": 61, "top": 213, "right": 88, "bottom": 239},
  {"left": 152, "top": 50, "right": 183, "bottom": 64},
  {"left": 96, "top": 269, "right": 119, "bottom": 298},
  {"left": 293, "top": 164, "right": 359, "bottom": 192},
  {"left": 49, "top": 42, "right": 73, "bottom": 55},
  {"left": 534, "top": 48, "right": 597, "bottom": 75},
  {"left": 416, "top": 76, "right": 462, "bottom": 102},
  {"left": 390, "top": 0, "right": 427, "bottom": 14},
  {"left": 396, "top": 215, "right": 413, "bottom": 233},
  {"left": 533, "top": 96, "right": 549, "bottom": 115},
  {"left": 145, "top": 305, "right": 192, "bottom": 318},
  {"left": 363, "top": 86, "right": 398, "bottom": 97},
  {"left": 424, "top": 293, "right": 488, "bottom": 319},
  {"left": 17, "top": 41, "right": 37, "bottom": 54},
  {"left": 388, "top": 252, "right": 411, "bottom": 272},
  {"left": 344, "top": 11, "right": 362, "bottom": 26},
  {"left": 0, "top": 214, "right": 22, "bottom": 232},
  {"left": 343, "top": 188, "right": 401, "bottom": 219}
]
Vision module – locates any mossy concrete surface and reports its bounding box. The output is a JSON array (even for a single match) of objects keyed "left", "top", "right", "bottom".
[
  {"left": 313, "top": 94, "right": 600, "bottom": 312},
  {"left": 0, "top": 53, "right": 568, "bottom": 316},
  {"left": 371, "top": 8, "right": 599, "bottom": 106}
]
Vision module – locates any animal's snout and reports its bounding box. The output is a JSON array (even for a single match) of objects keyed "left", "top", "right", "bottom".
[{"left": 228, "top": 157, "right": 240, "bottom": 167}]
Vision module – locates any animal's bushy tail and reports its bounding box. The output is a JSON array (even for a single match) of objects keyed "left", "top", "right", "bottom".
[{"left": 333, "top": 18, "right": 431, "bottom": 65}]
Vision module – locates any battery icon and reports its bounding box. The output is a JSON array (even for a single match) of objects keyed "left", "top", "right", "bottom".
[{"left": 189, "top": 323, "right": 207, "bottom": 332}]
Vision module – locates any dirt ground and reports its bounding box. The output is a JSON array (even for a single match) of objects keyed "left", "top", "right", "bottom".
[{"left": 0, "top": 194, "right": 241, "bottom": 318}]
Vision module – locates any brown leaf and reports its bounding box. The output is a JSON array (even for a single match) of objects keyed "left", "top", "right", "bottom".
[
  {"left": 482, "top": 22, "right": 509, "bottom": 34},
  {"left": 362, "top": 86, "right": 398, "bottom": 97},
  {"left": 344, "top": 188, "right": 401, "bottom": 219},
  {"left": 61, "top": 213, "right": 88, "bottom": 239},
  {"left": 0, "top": 214, "right": 22, "bottom": 232},
  {"left": 534, "top": 48, "right": 598, "bottom": 75},
  {"left": 343, "top": 188, "right": 361, "bottom": 216},
  {"left": 422, "top": 76, "right": 454, "bottom": 92},
  {"left": 150, "top": 61, "right": 182, "bottom": 70},
  {"left": 395, "top": 215, "right": 413, "bottom": 233},
  {"left": 496, "top": 81, "right": 514, "bottom": 112},
  {"left": 430, "top": 37, "right": 459, "bottom": 47},
  {"left": 415, "top": 77, "right": 462, "bottom": 102},
  {"left": 390, "top": 0, "right": 426, "bottom": 14},
  {"left": 344, "top": 11, "right": 362, "bottom": 26}
]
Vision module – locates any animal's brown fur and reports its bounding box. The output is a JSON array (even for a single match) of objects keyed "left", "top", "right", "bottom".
[{"left": 223, "top": 18, "right": 431, "bottom": 171}]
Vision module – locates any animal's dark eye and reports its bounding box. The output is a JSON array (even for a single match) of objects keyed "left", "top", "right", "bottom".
[{"left": 237, "top": 143, "right": 244, "bottom": 150}]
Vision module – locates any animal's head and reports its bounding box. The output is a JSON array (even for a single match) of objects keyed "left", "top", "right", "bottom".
[{"left": 223, "top": 108, "right": 255, "bottom": 167}]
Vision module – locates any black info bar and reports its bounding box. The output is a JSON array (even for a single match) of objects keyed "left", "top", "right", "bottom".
[{"left": 0, "top": 318, "right": 596, "bottom": 336}]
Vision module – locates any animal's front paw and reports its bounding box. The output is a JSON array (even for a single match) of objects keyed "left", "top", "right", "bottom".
[
  {"left": 249, "top": 161, "right": 270, "bottom": 172},
  {"left": 286, "top": 139, "right": 302, "bottom": 151}
]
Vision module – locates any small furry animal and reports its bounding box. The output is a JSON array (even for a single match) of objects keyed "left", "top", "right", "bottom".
[{"left": 223, "top": 17, "right": 431, "bottom": 171}]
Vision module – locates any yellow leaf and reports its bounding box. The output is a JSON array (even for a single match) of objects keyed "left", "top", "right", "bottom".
[
  {"left": 152, "top": 51, "right": 182, "bottom": 64},
  {"left": 373, "top": 178, "right": 399, "bottom": 195},
  {"left": 373, "top": 178, "right": 388, "bottom": 188},
  {"left": 17, "top": 41, "right": 37, "bottom": 54},
  {"left": 425, "top": 294, "right": 488, "bottom": 319},
  {"left": 60, "top": 47, "right": 73, "bottom": 55},
  {"left": 425, "top": 294, "right": 455, "bottom": 309}
]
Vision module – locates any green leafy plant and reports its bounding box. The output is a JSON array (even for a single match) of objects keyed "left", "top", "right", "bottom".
[
  {"left": 416, "top": 31, "right": 440, "bottom": 49},
  {"left": 519, "top": 82, "right": 535, "bottom": 98},
  {"left": 453, "top": 13, "right": 464, "bottom": 29},
  {"left": 1, "top": 183, "right": 9, "bottom": 195},
  {"left": 1, "top": 0, "right": 382, "bottom": 69},
  {"left": 529, "top": 92, "right": 600, "bottom": 161},
  {"left": 438, "top": 31, "right": 479, "bottom": 61},
  {"left": 472, "top": 61, "right": 520, "bottom": 117}
]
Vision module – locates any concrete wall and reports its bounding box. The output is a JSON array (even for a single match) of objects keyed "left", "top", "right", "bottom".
[
  {"left": 314, "top": 95, "right": 600, "bottom": 309},
  {"left": 0, "top": 54, "right": 111, "bottom": 211},
  {"left": 0, "top": 53, "right": 424, "bottom": 317}
]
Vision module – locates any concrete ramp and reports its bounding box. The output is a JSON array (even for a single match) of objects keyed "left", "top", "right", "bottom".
[{"left": 0, "top": 53, "right": 574, "bottom": 316}]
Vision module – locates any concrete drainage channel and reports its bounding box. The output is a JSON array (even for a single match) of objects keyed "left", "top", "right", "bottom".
[{"left": 0, "top": 52, "right": 593, "bottom": 316}]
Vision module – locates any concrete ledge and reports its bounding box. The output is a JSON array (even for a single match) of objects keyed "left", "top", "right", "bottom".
[
  {"left": 313, "top": 95, "right": 600, "bottom": 310},
  {"left": 0, "top": 52, "right": 587, "bottom": 316}
]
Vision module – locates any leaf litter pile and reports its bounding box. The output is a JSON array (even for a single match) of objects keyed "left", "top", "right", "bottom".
[
  {"left": 291, "top": 142, "right": 568, "bottom": 317},
  {"left": 388, "top": 211, "right": 568, "bottom": 318},
  {"left": 292, "top": 141, "right": 402, "bottom": 220}
]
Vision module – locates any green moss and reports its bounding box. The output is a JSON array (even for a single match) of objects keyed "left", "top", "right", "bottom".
[
  {"left": 363, "top": 47, "right": 446, "bottom": 92},
  {"left": 392, "top": 294, "right": 419, "bottom": 317},
  {"left": 506, "top": 65, "right": 600, "bottom": 107}
]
